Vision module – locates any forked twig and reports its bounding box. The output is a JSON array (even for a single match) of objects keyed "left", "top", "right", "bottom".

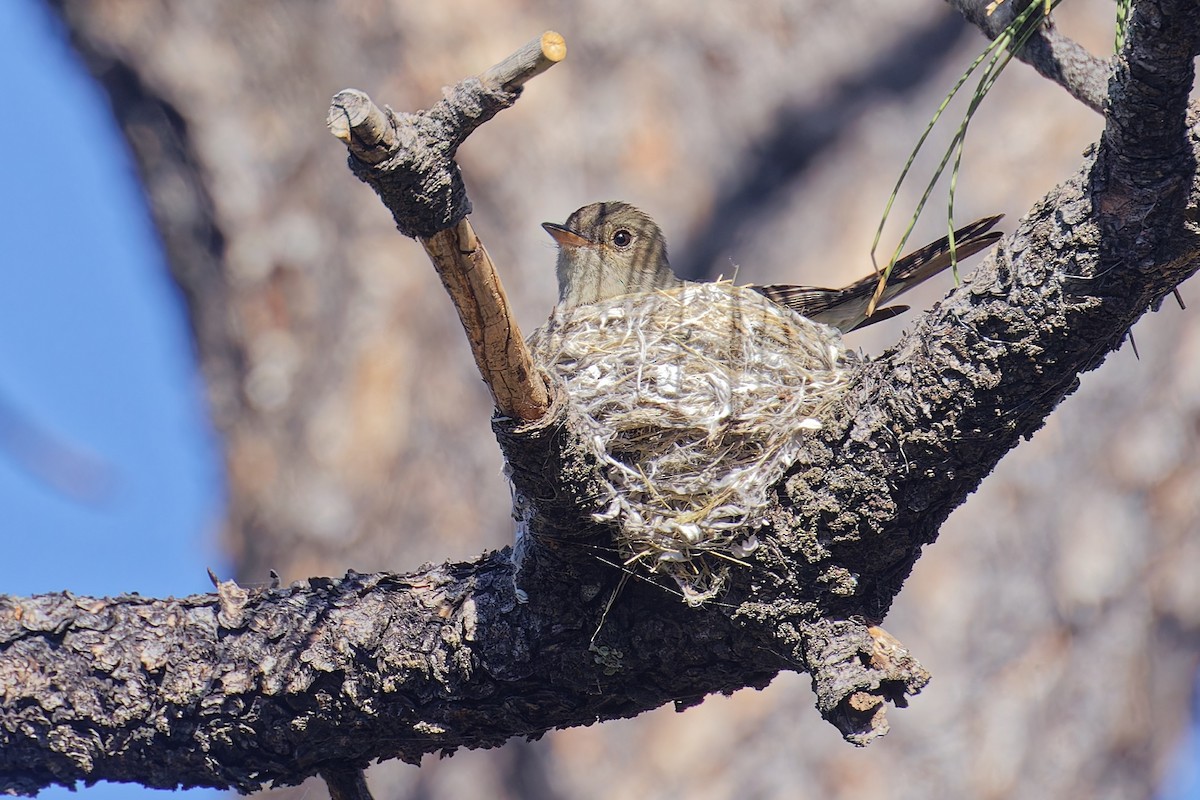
[{"left": 327, "top": 32, "right": 567, "bottom": 421}]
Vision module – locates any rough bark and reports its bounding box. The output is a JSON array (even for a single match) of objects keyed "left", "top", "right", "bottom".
[{"left": 0, "top": 559, "right": 777, "bottom": 794}]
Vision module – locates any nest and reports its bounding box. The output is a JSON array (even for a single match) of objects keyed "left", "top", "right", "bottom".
[{"left": 527, "top": 282, "right": 853, "bottom": 604}]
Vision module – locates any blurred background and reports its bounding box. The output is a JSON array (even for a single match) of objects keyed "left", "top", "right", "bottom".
[{"left": 3, "top": 0, "right": 1199, "bottom": 798}]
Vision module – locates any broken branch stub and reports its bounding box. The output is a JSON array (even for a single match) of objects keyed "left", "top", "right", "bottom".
[
  {"left": 327, "top": 31, "right": 566, "bottom": 421},
  {"left": 327, "top": 31, "right": 567, "bottom": 236}
]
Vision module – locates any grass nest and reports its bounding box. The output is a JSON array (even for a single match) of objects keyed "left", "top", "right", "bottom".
[{"left": 527, "top": 282, "right": 853, "bottom": 604}]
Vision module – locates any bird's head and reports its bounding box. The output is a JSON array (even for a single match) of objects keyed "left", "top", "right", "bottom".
[{"left": 543, "top": 201, "right": 672, "bottom": 307}]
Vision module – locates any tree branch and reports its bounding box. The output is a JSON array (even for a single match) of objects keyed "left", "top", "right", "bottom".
[
  {"left": 321, "top": 765, "right": 374, "bottom": 800},
  {"left": 0, "top": 556, "right": 782, "bottom": 794},
  {"left": 949, "top": 0, "right": 1112, "bottom": 113},
  {"left": 1092, "top": 0, "right": 1200, "bottom": 268},
  {"left": 326, "top": 32, "right": 566, "bottom": 421}
]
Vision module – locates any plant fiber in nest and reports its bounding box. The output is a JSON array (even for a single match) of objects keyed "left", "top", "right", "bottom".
[{"left": 527, "top": 282, "right": 853, "bottom": 605}]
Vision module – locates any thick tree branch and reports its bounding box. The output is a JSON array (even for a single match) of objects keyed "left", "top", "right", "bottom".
[
  {"left": 0, "top": 557, "right": 781, "bottom": 794},
  {"left": 1093, "top": 0, "right": 1200, "bottom": 268},
  {"left": 802, "top": 0, "right": 1200, "bottom": 619}
]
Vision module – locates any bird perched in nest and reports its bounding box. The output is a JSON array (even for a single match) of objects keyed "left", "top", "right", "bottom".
[{"left": 543, "top": 201, "right": 1002, "bottom": 333}]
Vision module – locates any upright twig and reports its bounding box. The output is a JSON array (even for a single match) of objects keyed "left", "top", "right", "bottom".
[{"left": 327, "top": 32, "right": 566, "bottom": 421}]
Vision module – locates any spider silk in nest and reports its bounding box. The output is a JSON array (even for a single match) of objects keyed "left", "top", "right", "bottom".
[{"left": 526, "top": 282, "right": 854, "bottom": 605}]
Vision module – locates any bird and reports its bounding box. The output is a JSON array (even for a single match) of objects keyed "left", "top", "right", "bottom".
[{"left": 542, "top": 201, "right": 1002, "bottom": 333}]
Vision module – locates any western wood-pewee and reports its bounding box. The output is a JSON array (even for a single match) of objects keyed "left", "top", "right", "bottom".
[{"left": 543, "top": 201, "right": 1002, "bottom": 332}]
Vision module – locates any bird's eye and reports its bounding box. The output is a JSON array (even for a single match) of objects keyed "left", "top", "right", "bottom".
[{"left": 611, "top": 229, "right": 633, "bottom": 248}]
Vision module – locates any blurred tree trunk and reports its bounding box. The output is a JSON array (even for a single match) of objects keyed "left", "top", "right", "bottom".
[{"left": 45, "top": 1, "right": 1200, "bottom": 798}]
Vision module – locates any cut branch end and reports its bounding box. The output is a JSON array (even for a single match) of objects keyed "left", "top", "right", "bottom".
[{"left": 481, "top": 31, "right": 568, "bottom": 90}]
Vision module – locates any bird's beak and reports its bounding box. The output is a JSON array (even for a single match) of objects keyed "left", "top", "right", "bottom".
[{"left": 542, "top": 222, "right": 590, "bottom": 248}]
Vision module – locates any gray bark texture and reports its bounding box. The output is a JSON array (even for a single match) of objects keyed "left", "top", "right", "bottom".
[{"left": 4, "top": 0, "right": 1200, "bottom": 798}]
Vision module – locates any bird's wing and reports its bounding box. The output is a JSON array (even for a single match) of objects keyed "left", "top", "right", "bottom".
[
  {"left": 876, "top": 213, "right": 1004, "bottom": 289},
  {"left": 754, "top": 214, "right": 1004, "bottom": 331}
]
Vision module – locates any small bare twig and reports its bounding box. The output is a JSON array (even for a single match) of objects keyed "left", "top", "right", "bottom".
[
  {"left": 327, "top": 32, "right": 567, "bottom": 421},
  {"left": 481, "top": 30, "right": 568, "bottom": 90},
  {"left": 421, "top": 219, "right": 550, "bottom": 420}
]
